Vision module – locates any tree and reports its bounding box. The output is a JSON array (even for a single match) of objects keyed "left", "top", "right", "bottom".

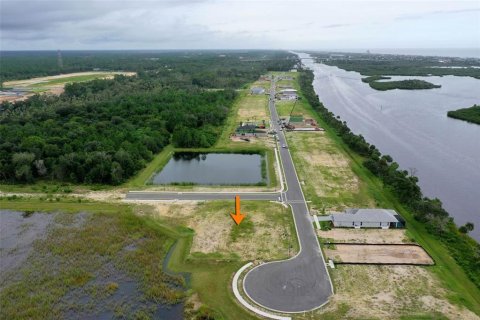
[{"left": 460, "top": 222, "right": 475, "bottom": 233}]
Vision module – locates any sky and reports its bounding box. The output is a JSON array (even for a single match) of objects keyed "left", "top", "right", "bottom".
[{"left": 1, "top": 0, "right": 479, "bottom": 51}]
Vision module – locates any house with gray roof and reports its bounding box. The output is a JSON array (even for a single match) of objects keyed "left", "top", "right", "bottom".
[
  {"left": 331, "top": 209, "right": 405, "bottom": 229},
  {"left": 250, "top": 87, "right": 265, "bottom": 95}
]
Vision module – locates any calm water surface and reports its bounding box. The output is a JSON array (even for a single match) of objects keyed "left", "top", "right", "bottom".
[
  {"left": 298, "top": 52, "right": 480, "bottom": 241},
  {"left": 152, "top": 153, "right": 264, "bottom": 185}
]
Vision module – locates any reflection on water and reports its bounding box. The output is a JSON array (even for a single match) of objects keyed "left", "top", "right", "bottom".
[
  {"left": 152, "top": 152, "right": 265, "bottom": 185},
  {"left": 298, "top": 52, "right": 480, "bottom": 241}
]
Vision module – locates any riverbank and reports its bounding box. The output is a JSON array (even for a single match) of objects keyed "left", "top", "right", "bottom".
[{"left": 296, "top": 68, "right": 480, "bottom": 316}]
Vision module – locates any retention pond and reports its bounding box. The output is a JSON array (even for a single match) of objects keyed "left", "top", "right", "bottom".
[{"left": 152, "top": 152, "right": 266, "bottom": 185}]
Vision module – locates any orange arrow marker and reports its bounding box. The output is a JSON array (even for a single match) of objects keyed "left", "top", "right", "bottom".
[{"left": 230, "top": 195, "right": 245, "bottom": 225}]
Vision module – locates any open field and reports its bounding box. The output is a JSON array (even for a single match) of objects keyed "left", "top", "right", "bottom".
[
  {"left": 324, "top": 244, "right": 434, "bottom": 265},
  {"left": 1, "top": 71, "right": 136, "bottom": 102},
  {"left": 135, "top": 200, "right": 297, "bottom": 261},
  {"left": 287, "top": 132, "right": 374, "bottom": 211},
  {"left": 300, "top": 265, "right": 479, "bottom": 320}
]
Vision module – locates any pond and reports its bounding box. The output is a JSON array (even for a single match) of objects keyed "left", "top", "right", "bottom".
[{"left": 152, "top": 152, "right": 266, "bottom": 185}]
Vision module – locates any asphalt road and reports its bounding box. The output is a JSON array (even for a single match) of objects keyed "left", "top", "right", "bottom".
[
  {"left": 125, "top": 76, "right": 333, "bottom": 313},
  {"left": 243, "top": 77, "right": 333, "bottom": 313},
  {"left": 126, "top": 191, "right": 280, "bottom": 201}
]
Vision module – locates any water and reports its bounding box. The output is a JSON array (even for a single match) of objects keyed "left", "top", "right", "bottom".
[
  {"left": 152, "top": 152, "right": 265, "bottom": 185},
  {"left": 297, "top": 52, "right": 480, "bottom": 241},
  {"left": 317, "top": 48, "right": 480, "bottom": 58}
]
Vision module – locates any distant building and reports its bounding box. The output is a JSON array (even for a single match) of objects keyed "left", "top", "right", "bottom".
[
  {"left": 251, "top": 87, "right": 265, "bottom": 95},
  {"left": 331, "top": 209, "right": 405, "bottom": 229},
  {"left": 278, "top": 89, "right": 297, "bottom": 100}
]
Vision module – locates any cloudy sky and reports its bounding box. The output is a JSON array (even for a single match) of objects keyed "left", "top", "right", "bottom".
[{"left": 1, "top": 0, "right": 479, "bottom": 51}]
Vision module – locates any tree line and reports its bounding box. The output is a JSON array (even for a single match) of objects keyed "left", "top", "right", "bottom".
[
  {"left": 299, "top": 69, "right": 480, "bottom": 289},
  {"left": 0, "top": 51, "right": 296, "bottom": 185}
]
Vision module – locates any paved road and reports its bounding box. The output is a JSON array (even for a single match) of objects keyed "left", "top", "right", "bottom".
[
  {"left": 243, "top": 77, "right": 333, "bottom": 313},
  {"left": 125, "top": 76, "right": 333, "bottom": 313},
  {"left": 126, "top": 191, "right": 280, "bottom": 201}
]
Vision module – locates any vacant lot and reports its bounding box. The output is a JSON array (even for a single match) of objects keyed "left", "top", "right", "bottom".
[
  {"left": 301, "top": 264, "right": 478, "bottom": 320},
  {"left": 287, "top": 131, "right": 374, "bottom": 211},
  {"left": 318, "top": 228, "right": 410, "bottom": 244},
  {"left": 324, "top": 244, "right": 434, "bottom": 265},
  {"left": 139, "top": 200, "right": 297, "bottom": 261}
]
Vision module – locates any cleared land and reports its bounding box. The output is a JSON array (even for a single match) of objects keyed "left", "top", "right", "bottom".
[
  {"left": 324, "top": 244, "right": 434, "bottom": 265},
  {"left": 1, "top": 71, "right": 136, "bottom": 102},
  {"left": 137, "top": 200, "right": 297, "bottom": 261},
  {"left": 301, "top": 265, "right": 479, "bottom": 320},
  {"left": 318, "top": 228, "right": 410, "bottom": 244}
]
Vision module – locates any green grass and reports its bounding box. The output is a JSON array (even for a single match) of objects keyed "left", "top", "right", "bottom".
[{"left": 123, "top": 145, "right": 174, "bottom": 188}]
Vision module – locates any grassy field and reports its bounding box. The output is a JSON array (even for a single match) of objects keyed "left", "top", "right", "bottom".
[{"left": 279, "top": 71, "right": 480, "bottom": 318}]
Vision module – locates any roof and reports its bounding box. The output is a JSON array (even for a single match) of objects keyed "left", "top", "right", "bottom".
[
  {"left": 251, "top": 87, "right": 265, "bottom": 94},
  {"left": 332, "top": 209, "right": 401, "bottom": 223},
  {"left": 236, "top": 124, "right": 256, "bottom": 131},
  {"left": 279, "top": 89, "right": 297, "bottom": 93}
]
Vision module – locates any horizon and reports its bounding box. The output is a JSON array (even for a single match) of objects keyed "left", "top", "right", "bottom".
[{"left": 1, "top": 1, "right": 479, "bottom": 52}]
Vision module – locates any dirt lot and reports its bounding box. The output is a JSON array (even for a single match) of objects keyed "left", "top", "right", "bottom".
[
  {"left": 137, "top": 200, "right": 296, "bottom": 261},
  {"left": 324, "top": 244, "right": 434, "bottom": 265},
  {"left": 319, "top": 228, "right": 410, "bottom": 244}
]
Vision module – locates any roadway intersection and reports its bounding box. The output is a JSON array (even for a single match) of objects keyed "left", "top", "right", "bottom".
[{"left": 126, "top": 76, "right": 333, "bottom": 314}]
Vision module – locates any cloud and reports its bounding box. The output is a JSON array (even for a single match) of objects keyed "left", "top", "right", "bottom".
[{"left": 0, "top": 0, "right": 479, "bottom": 50}]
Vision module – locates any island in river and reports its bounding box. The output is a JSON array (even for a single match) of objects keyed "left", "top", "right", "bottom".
[
  {"left": 447, "top": 104, "right": 480, "bottom": 125},
  {"left": 362, "top": 76, "right": 441, "bottom": 91}
]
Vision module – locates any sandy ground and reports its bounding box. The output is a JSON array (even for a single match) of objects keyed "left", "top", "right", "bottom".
[
  {"left": 2, "top": 71, "right": 136, "bottom": 103},
  {"left": 324, "top": 244, "right": 434, "bottom": 265},
  {"left": 314, "top": 265, "right": 479, "bottom": 320},
  {"left": 318, "top": 228, "right": 410, "bottom": 243},
  {"left": 3, "top": 71, "right": 136, "bottom": 87}
]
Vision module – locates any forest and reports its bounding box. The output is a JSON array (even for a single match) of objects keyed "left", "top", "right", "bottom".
[
  {"left": 0, "top": 50, "right": 296, "bottom": 184},
  {"left": 447, "top": 104, "right": 480, "bottom": 125},
  {"left": 299, "top": 69, "right": 480, "bottom": 290}
]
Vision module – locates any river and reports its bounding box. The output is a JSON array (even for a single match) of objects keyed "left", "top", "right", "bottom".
[{"left": 297, "top": 52, "right": 480, "bottom": 241}]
